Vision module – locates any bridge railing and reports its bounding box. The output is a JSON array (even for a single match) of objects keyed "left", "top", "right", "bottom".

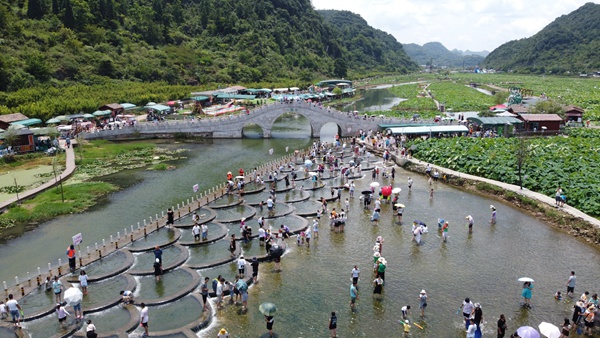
[{"left": 82, "top": 101, "right": 437, "bottom": 138}]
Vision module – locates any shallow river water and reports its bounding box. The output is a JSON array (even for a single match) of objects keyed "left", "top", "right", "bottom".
[{"left": 1, "top": 114, "right": 598, "bottom": 337}]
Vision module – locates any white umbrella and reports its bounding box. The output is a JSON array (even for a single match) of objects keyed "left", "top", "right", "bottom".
[
  {"left": 64, "top": 287, "right": 83, "bottom": 306},
  {"left": 392, "top": 187, "right": 402, "bottom": 194},
  {"left": 518, "top": 277, "right": 535, "bottom": 283},
  {"left": 235, "top": 176, "right": 245, "bottom": 179},
  {"left": 517, "top": 326, "right": 540, "bottom": 338},
  {"left": 538, "top": 322, "right": 561, "bottom": 338},
  {"left": 370, "top": 182, "right": 380, "bottom": 188},
  {"left": 304, "top": 160, "right": 313, "bottom": 166},
  {"left": 394, "top": 203, "right": 405, "bottom": 208},
  {"left": 308, "top": 172, "right": 318, "bottom": 176}
]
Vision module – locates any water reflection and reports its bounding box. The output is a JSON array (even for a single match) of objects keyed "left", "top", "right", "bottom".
[{"left": 351, "top": 87, "right": 406, "bottom": 112}]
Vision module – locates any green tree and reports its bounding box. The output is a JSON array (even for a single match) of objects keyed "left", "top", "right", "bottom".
[
  {"left": 494, "top": 91, "right": 509, "bottom": 105},
  {"left": 25, "top": 52, "right": 52, "bottom": 82},
  {"left": 3, "top": 127, "right": 20, "bottom": 149},
  {"left": 26, "top": 0, "right": 45, "bottom": 19},
  {"left": 0, "top": 55, "right": 9, "bottom": 91},
  {"left": 333, "top": 58, "right": 347, "bottom": 78},
  {"left": 51, "top": 0, "right": 59, "bottom": 15},
  {"left": 478, "top": 110, "right": 496, "bottom": 117},
  {"left": 530, "top": 100, "right": 565, "bottom": 118},
  {"left": 62, "top": 0, "right": 75, "bottom": 29}
]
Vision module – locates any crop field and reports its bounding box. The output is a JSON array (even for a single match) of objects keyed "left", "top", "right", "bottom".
[{"left": 409, "top": 128, "right": 600, "bottom": 216}]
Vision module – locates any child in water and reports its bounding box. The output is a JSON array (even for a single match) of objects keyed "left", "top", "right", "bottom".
[
  {"left": 403, "top": 319, "right": 411, "bottom": 336},
  {"left": 555, "top": 291, "right": 563, "bottom": 300}
]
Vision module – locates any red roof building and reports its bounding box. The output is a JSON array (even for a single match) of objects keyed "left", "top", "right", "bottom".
[{"left": 517, "top": 114, "right": 564, "bottom": 132}]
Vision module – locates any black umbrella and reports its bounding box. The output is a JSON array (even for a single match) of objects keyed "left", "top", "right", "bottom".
[{"left": 361, "top": 190, "right": 372, "bottom": 195}]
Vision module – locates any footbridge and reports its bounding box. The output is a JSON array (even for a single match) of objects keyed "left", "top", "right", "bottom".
[{"left": 83, "top": 102, "right": 406, "bottom": 140}]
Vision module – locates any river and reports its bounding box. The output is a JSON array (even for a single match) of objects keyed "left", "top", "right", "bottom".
[{"left": 348, "top": 86, "right": 408, "bottom": 112}]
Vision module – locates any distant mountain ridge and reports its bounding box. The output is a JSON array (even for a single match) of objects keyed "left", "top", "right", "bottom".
[
  {"left": 483, "top": 2, "right": 600, "bottom": 73},
  {"left": 451, "top": 49, "right": 490, "bottom": 58},
  {"left": 317, "top": 10, "right": 418, "bottom": 75},
  {"left": 403, "top": 42, "right": 486, "bottom": 68}
]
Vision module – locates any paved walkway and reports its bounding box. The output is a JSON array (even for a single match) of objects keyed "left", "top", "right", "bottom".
[
  {"left": 404, "top": 157, "right": 600, "bottom": 227},
  {"left": 0, "top": 143, "right": 76, "bottom": 211}
]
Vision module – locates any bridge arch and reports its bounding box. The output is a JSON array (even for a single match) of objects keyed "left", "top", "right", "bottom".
[
  {"left": 241, "top": 123, "right": 265, "bottom": 138},
  {"left": 256, "top": 104, "right": 355, "bottom": 138},
  {"left": 319, "top": 122, "right": 342, "bottom": 142}
]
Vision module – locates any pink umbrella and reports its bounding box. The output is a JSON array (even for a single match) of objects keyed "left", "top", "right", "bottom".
[{"left": 167, "top": 101, "right": 177, "bottom": 106}]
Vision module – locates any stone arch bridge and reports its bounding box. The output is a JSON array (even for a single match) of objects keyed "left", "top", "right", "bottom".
[{"left": 83, "top": 102, "right": 405, "bottom": 140}]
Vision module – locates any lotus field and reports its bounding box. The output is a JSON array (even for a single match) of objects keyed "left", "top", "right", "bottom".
[{"left": 410, "top": 128, "right": 600, "bottom": 216}]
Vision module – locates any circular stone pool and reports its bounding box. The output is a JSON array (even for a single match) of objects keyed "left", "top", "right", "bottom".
[
  {"left": 186, "top": 240, "right": 234, "bottom": 268},
  {"left": 206, "top": 194, "right": 241, "bottom": 208},
  {"left": 130, "top": 245, "right": 186, "bottom": 272},
  {"left": 135, "top": 268, "right": 198, "bottom": 304},
  {"left": 179, "top": 222, "right": 226, "bottom": 245},
  {"left": 75, "top": 250, "right": 132, "bottom": 280},
  {"left": 214, "top": 205, "right": 256, "bottom": 223},
  {"left": 76, "top": 305, "right": 134, "bottom": 335},
  {"left": 127, "top": 228, "right": 180, "bottom": 251},
  {"left": 79, "top": 274, "right": 132, "bottom": 311},
  {"left": 129, "top": 295, "right": 203, "bottom": 335}
]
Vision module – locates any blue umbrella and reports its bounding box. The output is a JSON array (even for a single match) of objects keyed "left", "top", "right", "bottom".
[{"left": 236, "top": 280, "right": 248, "bottom": 293}]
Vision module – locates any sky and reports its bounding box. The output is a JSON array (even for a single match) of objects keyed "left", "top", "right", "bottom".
[{"left": 311, "top": 0, "right": 600, "bottom": 52}]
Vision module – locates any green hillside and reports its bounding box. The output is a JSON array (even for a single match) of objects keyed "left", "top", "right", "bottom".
[
  {"left": 317, "top": 10, "right": 418, "bottom": 75},
  {"left": 483, "top": 2, "right": 600, "bottom": 73},
  {"left": 0, "top": 0, "right": 414, "bottom": 94},
  {"left": 403, "top": 42, "right": 485, "bottom": 68}
]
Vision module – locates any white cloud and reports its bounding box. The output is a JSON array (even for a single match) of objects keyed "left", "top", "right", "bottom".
[{"left": 311, "top": 0, "right": 600, "bottom": 51}]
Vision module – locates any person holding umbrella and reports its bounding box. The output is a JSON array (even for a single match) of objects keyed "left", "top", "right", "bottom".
[
  {"left": 521, "top": 280, "right": 534, "bottom": 309},
  {"left": 259, "top": 302, "right": 276, "bottom": 337},
  {"left": 64, "top": 287, "right": 83, "bottom": 320}
]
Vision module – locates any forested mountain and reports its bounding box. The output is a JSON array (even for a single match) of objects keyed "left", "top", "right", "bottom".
[
  {"left": 451, "top": 49, "right": 489, "bottom": 58},
  {"left": 317, "top": 10, "right": 418, "bottom": 75},
  {"left": 0, "top": 0, "right": 412, "bottom": 93},
  {"left": 483, "top": 2, "right": 600, "bottom": 73},
  {"left": 403, "top": 42, "right": 484, "bottom": 68}
]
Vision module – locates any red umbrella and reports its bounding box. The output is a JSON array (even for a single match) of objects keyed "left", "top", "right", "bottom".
[
  {"left": 167, "top": 101, "right": 177, "bottom": 106},
  {"left": 381, "top": 186, "right": 392, "bottom": 197}
]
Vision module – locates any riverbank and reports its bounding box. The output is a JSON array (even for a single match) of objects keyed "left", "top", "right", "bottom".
[{"left": 0, "top": 140, "right": 187, "bottom": 241}]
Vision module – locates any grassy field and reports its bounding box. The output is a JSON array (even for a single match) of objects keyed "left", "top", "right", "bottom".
[
  {"left": 0, "top": 140, "right": 186, "bottom": 238},
  {"left": 427, "top": 81, "right": 495, "bottom": 112},
  {"left": 0, "top": 181, "right": 118, "bottom": 235}
]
